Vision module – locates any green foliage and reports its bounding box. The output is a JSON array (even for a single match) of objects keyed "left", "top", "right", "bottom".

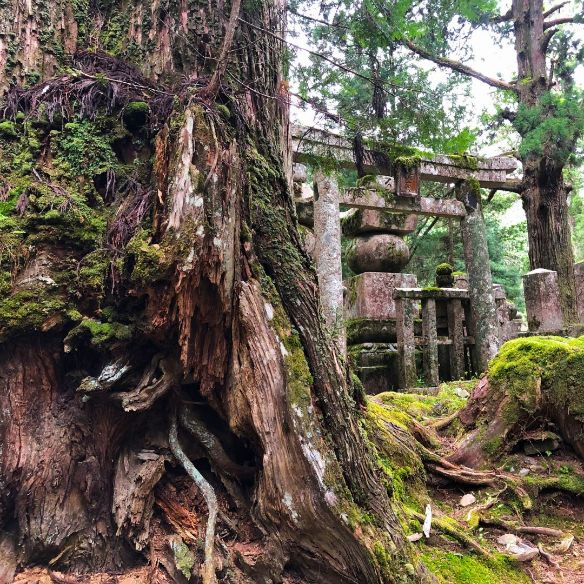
[
  {"left": 0, "top": 120, "right": 17, "bottom": 138},
  {"left": 514, "top": 91, "right": 584, "bottom": 163},
  {"left": 65, "top": 317, "right": 133, "bottom": 349},
  {"left": 0, "top": 289, "right": 68, "bottom": 338},
  {"left": 291, "top": 0, "right": 479, "bottom": 153},
  {"left": 435, "top": 262, "right": 453, "bottom": 275},
  {"left": 0, "top": 100, "right": 153, "bottom": 342},
  {"left": 570, "top": 188, "right": 584, "bottom": 262}
]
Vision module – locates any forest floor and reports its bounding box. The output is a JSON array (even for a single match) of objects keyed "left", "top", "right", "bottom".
[
  {"left": 391, "top": 380, "right": 584, "bottom": 584},
  {"left": 11, "top": 381, "right": 584, "bottom": 584}
]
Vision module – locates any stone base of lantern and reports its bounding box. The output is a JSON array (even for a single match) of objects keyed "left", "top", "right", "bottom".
[{"left": 345, "top": 272, "right": 417, "bottom": 321}]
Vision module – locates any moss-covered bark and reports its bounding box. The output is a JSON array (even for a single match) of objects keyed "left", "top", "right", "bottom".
[
  {"left": 0, "top": 1, "right": 420, "bottom": 582},
  {"left": 452, "top": 336, "right": 584, "bottom": 467}
]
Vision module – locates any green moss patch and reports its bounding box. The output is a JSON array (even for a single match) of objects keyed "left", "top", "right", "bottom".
[
  {"left": 420, "top": 549, "right": 528, "bottom": 584},
  {"left": 373, "top": 381, "right": 471, "bottom": 422}
]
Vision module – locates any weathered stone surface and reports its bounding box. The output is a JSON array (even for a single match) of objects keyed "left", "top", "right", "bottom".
[
  {"left": 345, "top": 272, "right": 418, "bottom": 321},
  {"left": 394, "top": 287, "right": 468, "bottom": 300},
  {"left": 341, "top": 208, "right": 418, "bottom": 236},
  {"left": 523, "top": 268, "right": 564, "bottom": 333},
  {"left": 447, "top": 298, "right": 466, "bottom": 381},
  {"left": 492, "top": 283, "right": 507, "bottom": 301},
  {"left": 346, "top": 319, "right": 398, "bottom": 344},
  {"left": 454, "top": 274, "right": 469, "bottom": 289},
  {"left": 341, "top": 188, "right": 467, "bottom": 217},
  {"left": 456, "top": 181, "right": 500, "bottom": 373},
  {"left": 422, "top": 298, "right": 439, "bottom": 387},
  {"left": 293, "top": 163, "right": 307, "bottom": 183},
  {"left": 295, "top": 198, "right": 314, "bottom": 227},
  {"left": 348, "top": 343, "right": 398, "bottom": 367},
  {"left": 575, "top": 260, "right": 584, "bottom": 324},
  {"left": 436, "top": 263, "right": 455, "bottom": 288},
  {"left": 298, "top": 226, "right": 316, "bottom": 258},
  {"left": 314, "top": 171, "right": 345, "bottom": 354},
  {"left": 346, "top": 234, "right": 410, "bottom": 274},
  {"left": 292, "top": 124, "right": 520, "bottom": 190},
  {"left": 356, "top": 365, "right": 397, "bottom": 394},
  {"left": 396, "top": 296, "right": 417, "bottom": 388}
]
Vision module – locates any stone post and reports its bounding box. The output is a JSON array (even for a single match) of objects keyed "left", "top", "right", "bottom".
[
  {"left": 313, "top": 171, "right": 345, "bottom": 355},
  {"left": 447, "top": 299, "right": 466, "bottom": 380},
  {"left": 396, "top": 297, "right": 417, "bottom": 389},
  {"left": 422, "top": 298, "right": 439, "bottom": 387},
  {"left": 575, "top": 260, "right": 584, "bottom": 324},
  {"left": 456, "top": 181, "right": 500, "bottom": 373},
  {"left": 523, "top": 268, "right": 564, "bottom": 332}
]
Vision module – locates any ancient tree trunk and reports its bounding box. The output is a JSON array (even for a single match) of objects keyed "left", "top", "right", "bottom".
[
  {"left": 521, "top": 166, "right": 577, "bottom": 323},
  {"left": 0, "top": 1, "right": 415, "bottom": 582},
  {"left": 512, "top": 0, "right": 578, "bottom": 323}
]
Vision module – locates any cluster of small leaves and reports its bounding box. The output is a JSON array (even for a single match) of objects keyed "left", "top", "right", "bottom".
[
  {"left": 514, "top": 90, "right": 584, "bottom": 163},
  {"left": 291, "top": 0, "right": 481, "bottom": 153}
]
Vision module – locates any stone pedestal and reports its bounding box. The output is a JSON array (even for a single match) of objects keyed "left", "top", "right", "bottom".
[
  {"left": 338, "top": 181, "right": 419, "bottom": 393},
  {"left": 575, "top": 261, "right": 584, "bottom": 324},
  {"left": 523, "top": 269, "right": 564, "bottom": 333},
  {"left": 345, "top": 272, "right": 417, "bottom": 321}
]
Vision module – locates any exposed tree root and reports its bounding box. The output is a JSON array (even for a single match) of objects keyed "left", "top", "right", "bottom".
[
  {"left": 116, "top": 355, "right": 181, "bottom": 412},
  {"left": 426, "top": 410, "right": 459, "bottom": 431},
  {"left": 179, "top": 405, "right": 255, "bottom": 480},
  {"left": 169, "top": 406, "right": 218, "bottom": 584},
  {"left": 417, "top": 443, "right": 533, "bottom": 509},
  {"left": 479, "top": 518, "right": 564, "bottom": 538}
]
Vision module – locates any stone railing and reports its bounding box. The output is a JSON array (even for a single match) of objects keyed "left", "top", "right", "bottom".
[{"left": 394, "top": 288, "right": 472, "bottom": 388}]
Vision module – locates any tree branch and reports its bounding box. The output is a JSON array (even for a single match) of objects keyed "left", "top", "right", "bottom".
[
  {"left": 541, "top": 28, "right": 561, "bottom": 54},
  {"left": 543, "top": 17, "right": 576, "bottom": 30},
  {"left": 491, "top": 8, "right": 513, "bottom": 23},
  {"left": 403, "top": 39, "right": 517, "bottom": 92},
  {"left": 543, "top": 2, "right": 570, "bottom": 18}
]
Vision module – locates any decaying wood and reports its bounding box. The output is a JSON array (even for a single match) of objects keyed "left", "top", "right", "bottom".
[{"left": 112, "top": 448, "right": 167, "bottom": 551}]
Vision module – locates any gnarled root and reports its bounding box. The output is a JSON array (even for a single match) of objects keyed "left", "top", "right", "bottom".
[
  {"left": 117, "top": 355, "right": 181, "bottom": 412},
  {"left": 169, "top": 406, "right": 218, "bottom": 584}
]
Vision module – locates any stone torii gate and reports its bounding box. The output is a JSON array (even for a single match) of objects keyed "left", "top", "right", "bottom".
[{"left": 292, "top": 125, "right": 520, "bottom": 386}]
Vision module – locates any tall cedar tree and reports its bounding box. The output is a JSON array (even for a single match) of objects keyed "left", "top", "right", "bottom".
[{"left": 0, "top": 1, "right": 421, "bottom": 582}]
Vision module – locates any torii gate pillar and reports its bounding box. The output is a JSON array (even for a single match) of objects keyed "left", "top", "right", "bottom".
[
  {"left": 313, "top": 170, "right": 346, "bottom": 355},
  {"left": 456, "top": 180, "right": 500, "bottom": 372}
]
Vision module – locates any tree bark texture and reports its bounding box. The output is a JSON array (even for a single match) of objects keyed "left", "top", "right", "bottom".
[
  {"left": 0, "top": 1, "right": 416, "bottom": 582},
  {"left": 512, "top": 0, "right": 578, "bottom": 323}
]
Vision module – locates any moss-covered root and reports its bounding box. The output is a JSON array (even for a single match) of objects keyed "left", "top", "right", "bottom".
[
  {"left": 408, "top": 509, "right": 491, "bottom": 558},
  {"left": 452, "top": 336, "right": 584, "bottom": 467}
]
